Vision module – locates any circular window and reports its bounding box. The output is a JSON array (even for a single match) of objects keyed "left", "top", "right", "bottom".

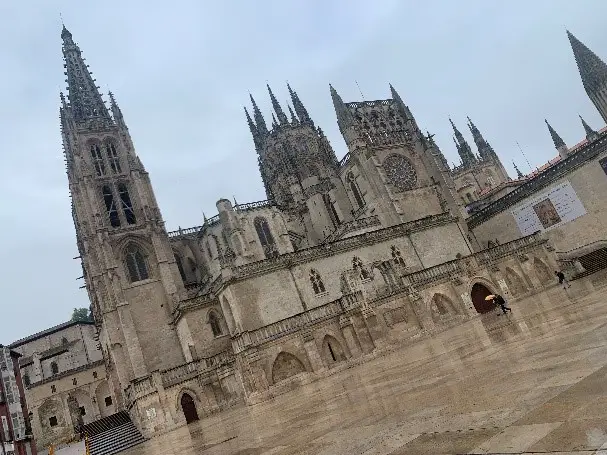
[{"left": 382, "top": 154, "right": 417, "bottom": 190}]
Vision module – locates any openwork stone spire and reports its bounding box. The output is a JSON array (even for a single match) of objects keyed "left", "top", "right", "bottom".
[
  {"left": 61, "top": 25, "right": 111, "bottom": 124},
  {"left": 567, "top": 31, "right": 607, "bottom": 93},
  {"left": 287, "top": 83, "right": 312, "bottom": 124},
  {"left": 467, "top": 116, "right": 495, "bottom": 160},
  {"left": 267, "top": 84, "right": 288, "bottom": 125},
  {"left": 450, "top": 118, "right": 476, "bottom": 168}
]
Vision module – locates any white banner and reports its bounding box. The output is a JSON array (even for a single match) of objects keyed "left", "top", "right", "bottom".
[{"left": 512, "top": 181, "right": 586, "bottom": 236}]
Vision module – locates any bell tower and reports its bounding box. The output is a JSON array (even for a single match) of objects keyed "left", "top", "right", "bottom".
[{"left": 60, "top": 26, "right": 185, "bottom": 403}]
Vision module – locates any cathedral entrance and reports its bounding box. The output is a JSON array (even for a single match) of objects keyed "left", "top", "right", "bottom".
[
  {"left": 180, "top": 393, "right": 199, "bottom": 424},
  {"left": 470, "top": 283, "right": 495, "bottom": 313}
]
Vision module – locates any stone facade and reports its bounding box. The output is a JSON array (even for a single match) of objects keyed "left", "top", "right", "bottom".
[
  {"left": 45, "top": 25, "right": 607, "bottom": 440},
  {"left": 9, "top": 322, "right": 115, "bottom": 450}
]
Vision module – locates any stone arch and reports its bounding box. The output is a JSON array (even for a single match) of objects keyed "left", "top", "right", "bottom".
[
  {"left": 271, "top": 351, "right": 307, "bottom": 384},
  {"left": 178, "top": 389, "right": 200, "bottom": 424},
  {"left": 505, "top": 266, "right": 528, "bottom": 296},
  {"left": 470, "top": 281, "right": 496, "bottom": 314},
  {"left": 321, "top": 335, "right": 347, "bottom": 367},
  {"left": 94, "top": 380, "right": 115, "bottom": 418},
  {"left": 533, "top": 256, "right": 553, "bottom": 285},
  {"left": 70, "top": 388, "right": 95, "bottom": 425},
  {"left": 430, "top": 293, "right": 459, "bottom": 322},
  {"left": 207, "top": 309, "right": 224, "bottom": 337}
]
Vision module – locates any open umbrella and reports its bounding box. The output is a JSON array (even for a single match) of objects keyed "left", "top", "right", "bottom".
[{"left": 485, "top": 294, "right": 496, "bottom": 301}]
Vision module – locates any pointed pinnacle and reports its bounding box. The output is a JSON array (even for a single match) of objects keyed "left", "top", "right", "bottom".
[
  {"left": 267, "top": 84, "right": 288, "bottom": 124},
  {"left": 287, "top": 104, "right": 298, "bottom": 123},
  {"left": 545, "top": 119, "right": 566, "bottom": 149},
  {"left": 567, "top": 30, "right": 607, "bottom": 92},
  {"left": 249, "top": 93, "right": 267, "bottom": 133},
  {"left": 579, "top": 114, "right": 597, "bottom": 139}
]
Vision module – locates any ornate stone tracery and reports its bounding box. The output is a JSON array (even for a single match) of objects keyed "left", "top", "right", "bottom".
[{"left": 382, "top": 154, "right": 417, "bottom": 190}]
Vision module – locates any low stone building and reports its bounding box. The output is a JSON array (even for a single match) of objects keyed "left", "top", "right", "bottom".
[
  {"left": 0, "top": 345, "right": 36, "bottom": 455},
  {"left": 9, "top": 321, "right": 115, "bottom": 451}
]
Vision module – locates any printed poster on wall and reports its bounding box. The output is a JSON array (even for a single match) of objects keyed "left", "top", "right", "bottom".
[{"left": 511, "top": 180, "right": 586, "bottom": 236}]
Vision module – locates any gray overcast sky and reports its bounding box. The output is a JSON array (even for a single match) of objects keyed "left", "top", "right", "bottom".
[{"left": 1, "top": 0, "right": 606, "bottom": 342}]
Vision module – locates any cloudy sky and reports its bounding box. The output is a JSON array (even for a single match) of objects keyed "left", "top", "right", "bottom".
[{"left": 1, "top": 0, "right": 606, "bottom": 342}]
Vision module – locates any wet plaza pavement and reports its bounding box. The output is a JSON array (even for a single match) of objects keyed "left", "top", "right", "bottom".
[{"left": 123, "top": 280, "right": 607, "bottom": 454}]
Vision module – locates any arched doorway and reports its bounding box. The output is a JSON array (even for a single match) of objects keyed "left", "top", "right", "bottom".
[
  {"left": 470, "top": 283, "right": 495, "bottom": 313},
  {"left": 271, "top": 352, "right": 306, "bottom": 384},
  {"left": 180, "top": 393, "right": 199, "bottom": 424}
]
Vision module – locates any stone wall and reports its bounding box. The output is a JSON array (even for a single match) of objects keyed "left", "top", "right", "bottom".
[{"left": 468, "top": 138, "right": 607, "bottom": 255}]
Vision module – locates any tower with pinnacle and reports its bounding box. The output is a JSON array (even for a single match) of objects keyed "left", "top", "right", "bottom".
[
  {"left": 60, "top": 26, "right": 186, "bottom": 407},
  {"left": 246, "top": 84, "right": 353, "bottom": 243},
  {"left": 568, "top": 31, "right": 607, "bottom": 124}
]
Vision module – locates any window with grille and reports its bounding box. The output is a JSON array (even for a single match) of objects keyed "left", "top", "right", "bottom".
[
  {"left": 102, "top": 185, "right": 121, "bottom": 227},
  {"left": 106, "top": 142, "right": 122, "bottom": 174},
  {"left": 117, "top": 183, "right": 136, "bottom": 224},
  {"left": 90, "top": 144, "right": 106, "bottom": 176},
  {"left": 125, "top": 244, "right": 149, "bottom": 282}
]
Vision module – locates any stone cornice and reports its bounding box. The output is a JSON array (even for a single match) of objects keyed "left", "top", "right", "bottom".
[
  {"left": 467, "top": 132, "right": 607, "bottom": 229},
  {"left": 26, "top": 359, "right": 105, "bottom": 389}
]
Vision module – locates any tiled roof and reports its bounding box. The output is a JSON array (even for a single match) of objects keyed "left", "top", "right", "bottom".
[{"left": 10, "top": 320, "right": 94, "bottom": 348}]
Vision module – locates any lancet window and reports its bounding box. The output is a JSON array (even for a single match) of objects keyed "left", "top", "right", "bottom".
[
  {"left": 125, "top": 244, "right": 149, "bottom": 282},
  {"left": 91, "top": 144, "right": 106, "bottom": 176},
  {"left": 310, "top": 269, "right": 326, "bottom": 295}
]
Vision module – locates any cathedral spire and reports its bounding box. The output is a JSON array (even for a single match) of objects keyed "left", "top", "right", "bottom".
[
  {"left": 267, "top": 84, "right": 288, "bottom": 125},
  {"left": 545, "top": 119, "right": 568, "bottom": 158},
  {"left": 567, "top": 31, "right": 607, "bottom": 94},
  {"left": 287, "top": 104, "right": 298, "bottom": 124},
  {"left": 389, "top": 84, "right": 415, "bottom": 121},
  {"left": 567, "top": 30, "right": 607, "bottom": 123},
  {"left": 249, "top": 94, "right": 268, "bottom": 134},
  {"left": 450, "top": 118, "right": 476, "bottom": 168},
  {"left": 108, "top": 91, "right": 127, "bottom": 130},
  {"left": 467, "top": 116, "right": 495, "bottom": 160},
  {"left": 61, "top": 25, "right": 111, "bottom": 124},
  {"left": 330, "top": 84, "right": 353, "bottom": 132},
  {"left": 513, "top": 161, "right": 525, "bottom": 179},
  {"left": 287, "top": 83, "right": 312, "bottom": 124},
  {"left": 579, "top": 114, "right": 598, "bottom": 141}
]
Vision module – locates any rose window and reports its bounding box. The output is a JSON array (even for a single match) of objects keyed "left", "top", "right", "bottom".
[{"left": 382, "top": 154, "right": 417, "bottom": 190}]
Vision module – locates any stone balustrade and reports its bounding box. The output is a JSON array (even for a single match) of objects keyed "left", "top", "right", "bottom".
[
  {"left": 324, "top": 215, "right": 381, "bottom": 243},
  {"left": 160, "top": 351, "right": 235, "bottom": 388},
  {"left": 404, "top": 260, "right": 463, "bottom": 286},
  {"left": 472, "top": 232, "right": 544, "bottom": 265}
]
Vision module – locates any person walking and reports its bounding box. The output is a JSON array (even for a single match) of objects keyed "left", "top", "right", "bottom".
[
  {"left": 555, "top": 270, "right": 571, "bottom": 289},
  {"left": 493, "top": 294, "right": 512, "bottom": 315}
]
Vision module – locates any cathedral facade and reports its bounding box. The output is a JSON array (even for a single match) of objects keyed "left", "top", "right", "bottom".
[{"left": 57, "top": 25, "right": 563, "bottom": 438}]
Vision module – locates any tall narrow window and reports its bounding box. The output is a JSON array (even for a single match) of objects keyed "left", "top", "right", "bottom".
[
  {"left": 118, "top": 183, "right": 136, "bottom": 224},
  {"left": 391, "top": 246, "right": 406, "bottom": 267},
  {"left": 50, "top": 362, "right": 59, "bottom": 375},
  {"left": 254, "top": 217, "right": 277, "bottom": 258},
  {"left": 125, "top": 244, "right": 149, "bottom": 282},
  {"left": 174, "top": 254, "right": 186, "bottom": 282},
  {"left": 91, "top": 144, "right": 106, "bottom": 176},
  {"left": 323, "top": 194, "right": 340, "bottom": 227},
  {"left": 106, "top": 143, "right": 122, "bottom": 174},
  {"left": 347, "top": 172, "right": 364, "bottom": 208},
  {"left": 102, "top": 185, "right": 121, "bottom": 227},
  {"left": 310, "top": 269, "right": 326, "bottom": 295},
  {"left": 208, "top": 312, "right": 222, "bottom": 337}
]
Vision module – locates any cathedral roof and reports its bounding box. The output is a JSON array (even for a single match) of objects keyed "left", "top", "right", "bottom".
[{"left": 10, "top": 320, "right": 94, "bottom": 348}]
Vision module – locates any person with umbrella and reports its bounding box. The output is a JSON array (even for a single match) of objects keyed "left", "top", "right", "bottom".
[{"left": 486, "top": 293, "right": 512, "bottom": 315}]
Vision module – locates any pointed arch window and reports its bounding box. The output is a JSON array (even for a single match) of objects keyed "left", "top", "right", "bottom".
[
  {"left": 322, "top": 194, "right": 340, "bottom": 227},
  {"left": 91, "top": 144, "right": 106, "bottom": 176},
  {"left": 208, "top": 311, "right": 223, "bottom": 337},
  {"left": 187, "top": 257, "right": 197, "bottom": 274},
  {"left": 391, "top": 246, "right": 405, "bottom": 267},
  {"left": 50, "top": 362, "right": 59, "bottom": 375},
  {"left": 117, "top": 183, "right": 136, "bottom": 224},
  {"left": 174, "top": 254, "right": 186, "bottom": 282},
  {"left": 310, "top": 269, "right": 326, "bottom": 295},
  {"left": 102, "top": 185, "right": 121, "bottom": 227},
  {"left": 106, "top": 143, "right": 122, "bottom": 174},
  {"left": 353, "top": 256, "right": 370, "bottom": 280},
  {"left": 347, "top": 172, "right": 365, "bottom": 208},
  {"left": 254, "top": 217, "right": 277, "bottom": 258},
  {"left": 125, "top": 244, "right": 149, "bottom": 282}
]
